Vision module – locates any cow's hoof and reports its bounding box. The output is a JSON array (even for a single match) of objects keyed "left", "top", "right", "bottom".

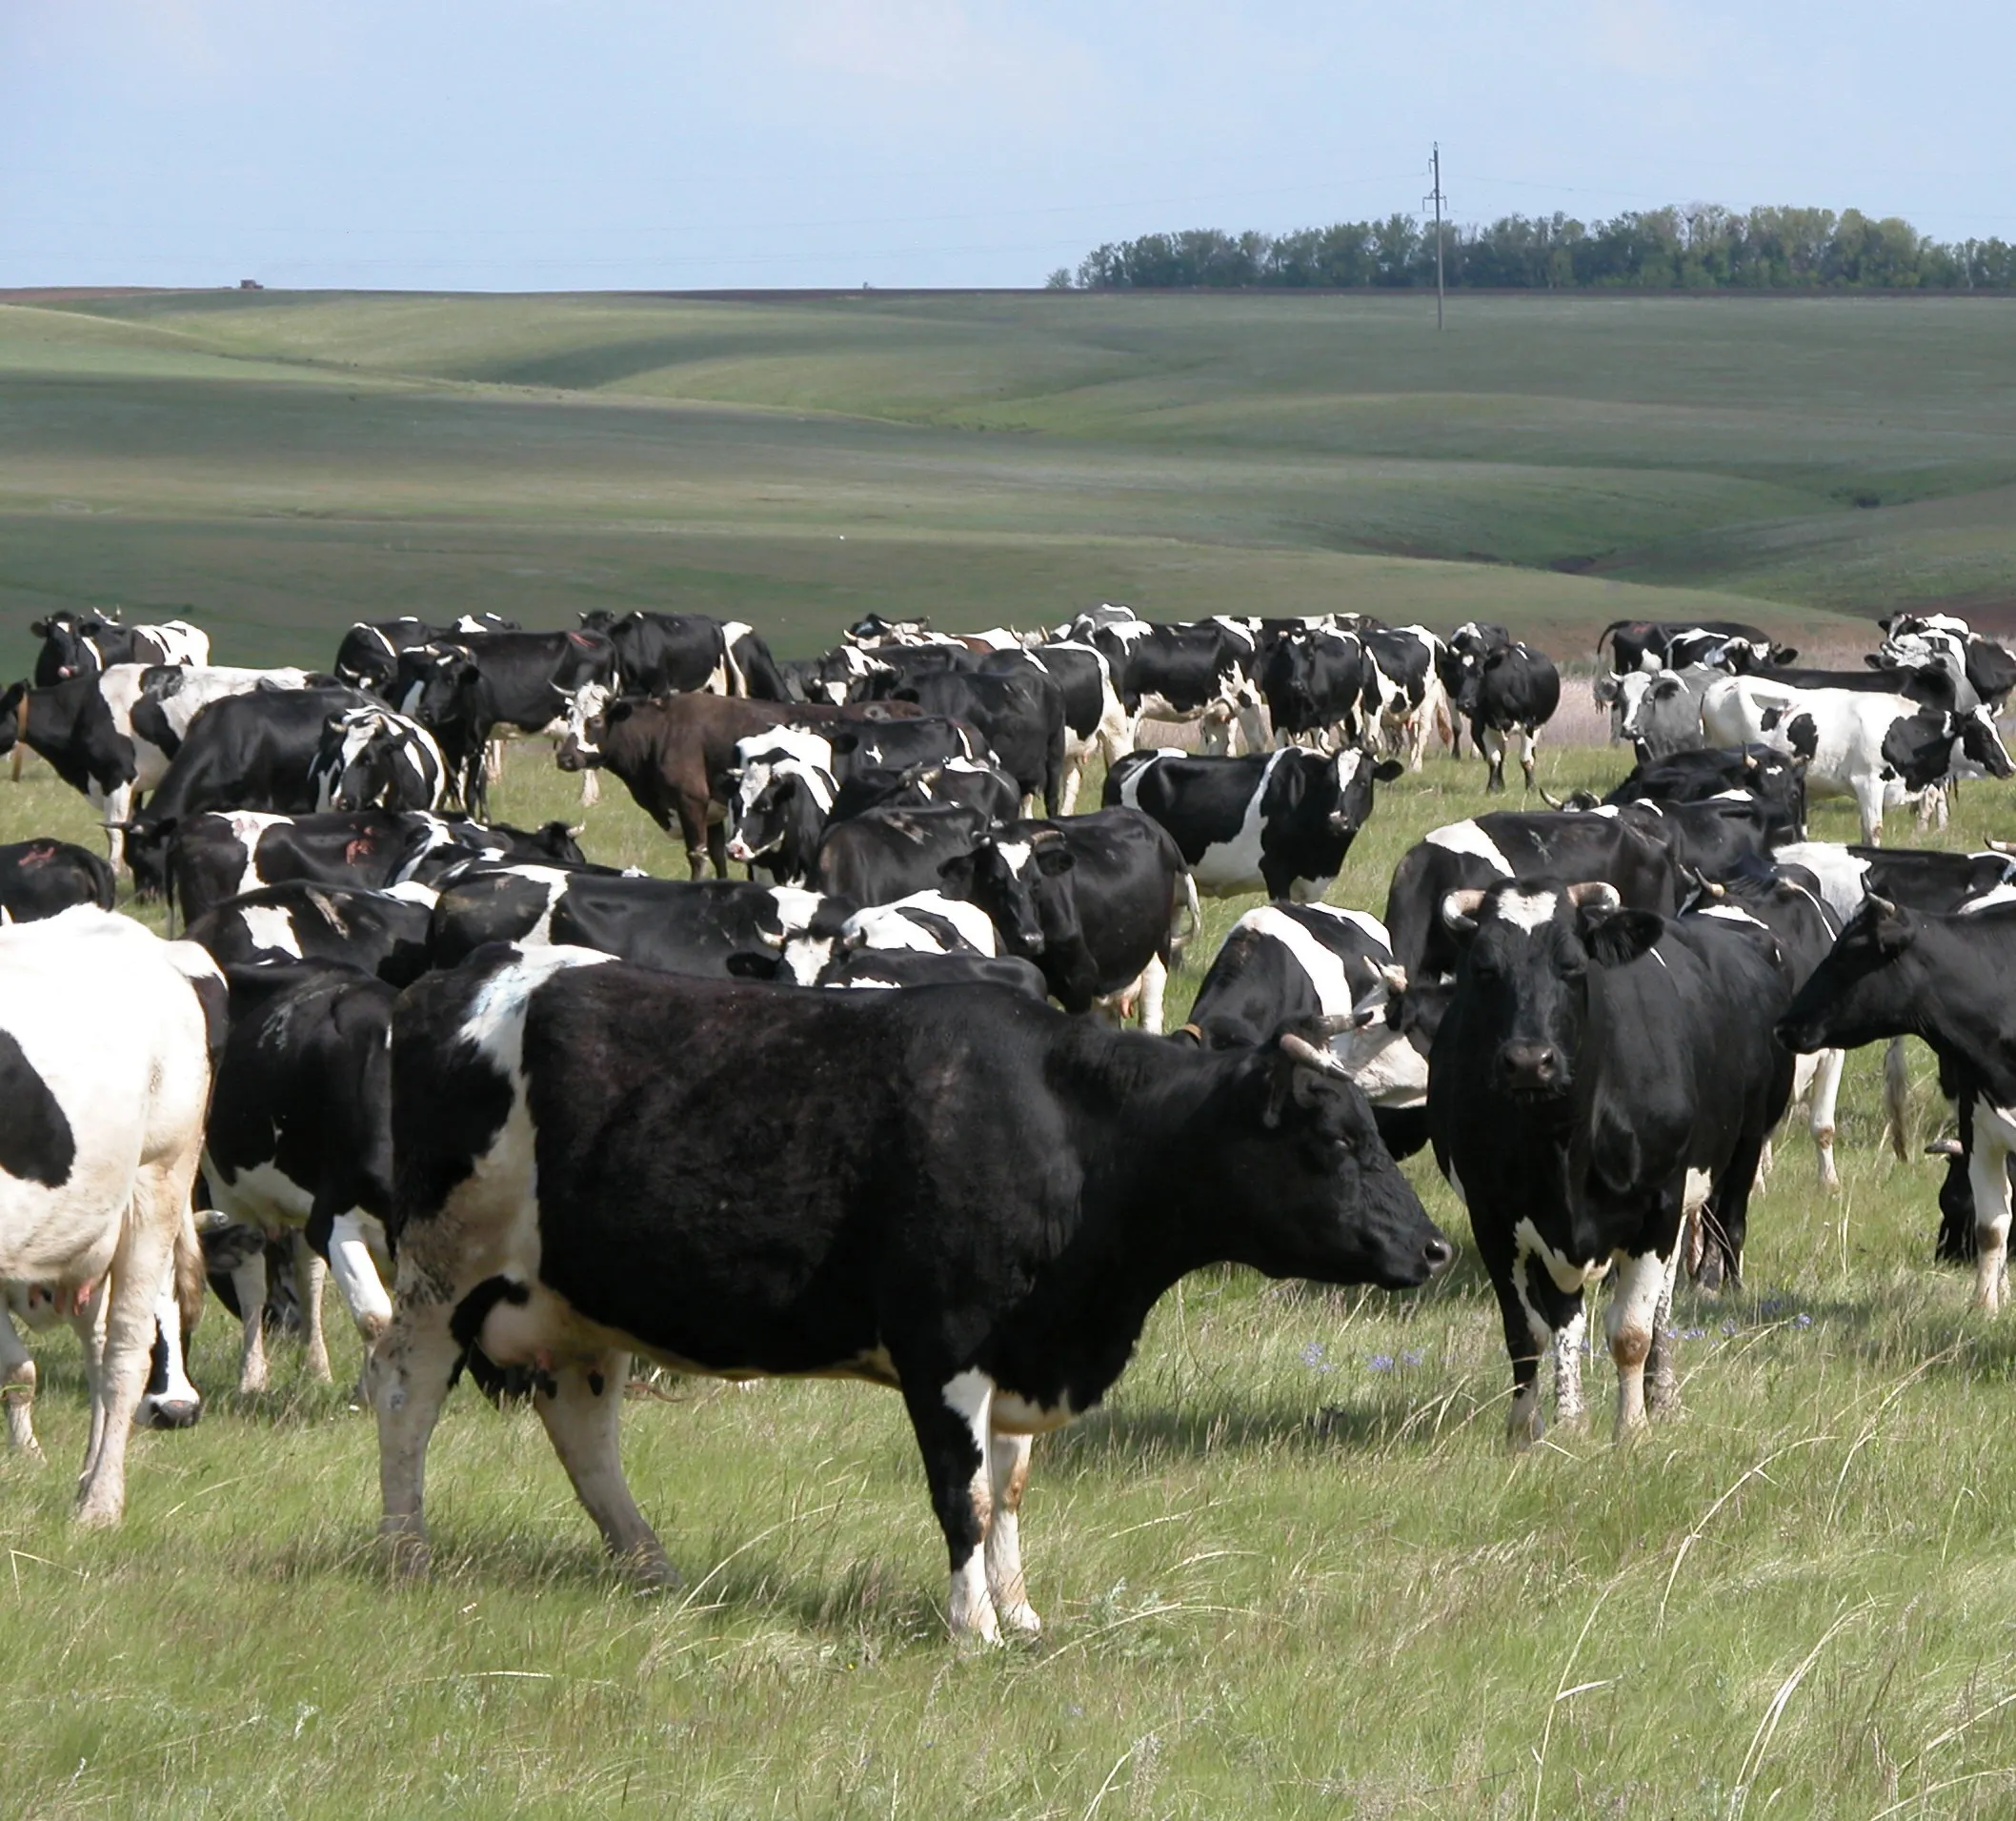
[
  {"left": 73, "top": 1493, "right": 124, "bottom": 1529},
  {"left": 144, "top": 1398, "right": 201, "bottom": 1431},
  {"left": 998, "top": 1602, "right": 1042, "bottom": 1637}
]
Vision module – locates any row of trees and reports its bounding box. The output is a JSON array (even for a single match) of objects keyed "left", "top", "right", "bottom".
[{"left": 1052, "top": 206, "right": 2016, "bottom": 293}]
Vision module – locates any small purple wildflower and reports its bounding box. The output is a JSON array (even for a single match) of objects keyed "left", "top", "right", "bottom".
[
  {"left": 1367, "top": 1353, "right": 1395, "bottom": 1373},
  {"left": 1680, "top": 1326, "right": 1707, "bottom": 1342},
  {"left": 1300, "top": 1341, "right": 1332, "bottom": 1372},
  {"left": 1720, "top": 1319, "right": 1739, "bottom": 1337},
  {"left": 1794, "top": 1312, "right": 1812, "bottom": 1329},
  {"left": 1400, "top": 1348, "right": 1424, "bottom": 1368}
]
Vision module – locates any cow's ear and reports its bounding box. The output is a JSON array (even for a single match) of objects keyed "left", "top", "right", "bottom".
[
  {"left": 1864, "top": 896, "right": 1916, "bottom": 954},
  {"left": 1580, "top": 906, "right": 1662, "bottom": 967},
  {"left": 1372, "top": 759, "right": 1404, "bottom": 782},
  {"left": 29, "top": 619, "right": 48, "bottom": 637},
  {"left": 1034, "top": 843, "right": 1075, "bottom": 877},
  {"left": 829, "top": 731, "right": 860, "bottom": 756},
  {"left": 937, "top": 851, "right": 976, "bottom": 886},
  {"left": 1863, "top": 654, "right": 1885, "bottom": 671},
  {"left": 1593, "top": 676, "right": 1618, "bottom": 703},
  {"left": 1775, "top": 647, "right": 1799, "bottom": 665},
  {"left": 724, "top": 951, "right": 781, "bottom": 981}
]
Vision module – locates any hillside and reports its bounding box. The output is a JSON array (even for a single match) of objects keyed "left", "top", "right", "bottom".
[{"left": 4, "top": 288, "right": 2012, "bottom": 666}]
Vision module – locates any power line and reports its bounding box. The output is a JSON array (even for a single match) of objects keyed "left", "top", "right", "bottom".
[{"left": 1423, "top": 143, "right": 1447, "bottom": 331}]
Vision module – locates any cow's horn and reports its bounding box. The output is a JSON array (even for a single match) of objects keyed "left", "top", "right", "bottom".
[
  {"left": 1535, "top": 779, "right": 1569, "bottom": 808},
  {"left": 1565, "top": 881, "right": 1623, "bottom": 910},
  {"left": 1280, "top": 1032, "right": 1350, "bottom": 1077},
  {"left": 1441, "top": 889, "right": 1486, "bottom": 932},
  {"left": 1380, "top": 962, "right": 1408, "bottom": 993}
]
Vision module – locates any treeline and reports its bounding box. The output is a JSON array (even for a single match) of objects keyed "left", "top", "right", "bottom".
[{"left": 1053, "top": 206, "right": 2016, "bottom": 292}]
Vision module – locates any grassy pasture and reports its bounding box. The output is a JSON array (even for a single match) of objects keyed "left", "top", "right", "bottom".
[
  {"left": 6, "top": 729, "right": 2016, "bottom": 1819},
  {"left": 6, "top": 289, "right": 2016, "bottom": 667}
]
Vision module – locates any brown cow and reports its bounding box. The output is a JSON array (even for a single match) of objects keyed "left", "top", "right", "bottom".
[{"left": 556, "top": 691, "right": 968, "bottom": 878}]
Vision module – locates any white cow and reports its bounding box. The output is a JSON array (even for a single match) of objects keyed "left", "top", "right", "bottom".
[{"left": 0, "top": 910, "right": 219, "bottom": 1524}]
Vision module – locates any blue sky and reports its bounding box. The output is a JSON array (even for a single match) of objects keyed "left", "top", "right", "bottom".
[{"left": 5, "top": 1, "right": 2012, "bottom": 290}]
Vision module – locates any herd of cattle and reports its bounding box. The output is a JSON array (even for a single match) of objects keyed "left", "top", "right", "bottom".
[{"left": 4, "top": 599, "right": 2015, "bottom": 1645}]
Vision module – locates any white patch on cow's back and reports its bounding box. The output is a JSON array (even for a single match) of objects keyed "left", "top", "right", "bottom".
[
  {"left": 1424, "top": 818, "right": 1515, "bottom": 877},
  {"left": 1188, "top": 749, "right": 1289, "bottom": 892},
  {"left": 236, "top": 903, "right": 302, "bottom": 958},
  {"left": 1695, "top": 904, "right": 1765, "bottom": 927},
  {"left": 1496, "top": 889, "right": 1558, "bottom": 934},
  {"left": 382, "top": 880, "right": 439, "bottom": 907},
  {"left": 1240, "top": 906, "right": 1358, "bottom": 1012}
]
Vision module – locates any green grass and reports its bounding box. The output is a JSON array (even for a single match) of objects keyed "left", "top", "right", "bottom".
[
  {"left": 8, "top": 730, "right": 2016, "bottom": 1818},
  {"left": 7, "top": 290, "right": 2016, "bottom": 670}
]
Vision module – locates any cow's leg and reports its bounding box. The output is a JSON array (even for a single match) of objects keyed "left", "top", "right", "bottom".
[
  {"left": 904, "top": 1367, "right": 999, "bottom": 1642},
  {"left": 136, "top": 1273, "right": 201, "bottom": 1430},
  {"left": 1136, "top": 954, "right": 1168, "bottom": 1036},
  {"left": 1487, "top": 1241, "right": 1558, "bottom": 1447},
  {"left": 233, "top": 1247, "right": 270, "bottom": 1393},
  {"left": 296, "top": 1241, "right": 333, "bottom": 1384},
  {"left": 577, "top": 769, "right": 600, "bottom": 810},
  {"left": 74, "top": 1175, "right": 181, "bottom": 1526},
  {"left": 1645, "top": 1246, "right": 1683, "bottom": 1415},
  {"left": 1884, "top": 1038, "right": 1912, "bottom": 1161},
  {"left": 71, "top": 1291, "right": 110, "bottom": 1478},
  {"left": 1606, "top": 1247, "right": 1673, "bottom": 1439},
  {"left": 534, "top": 1349, "right": 673, "bottom": 1583},
  {"left": 1937, "top": 1095, "right": 1979, "bottom": 1264},
  {"left": 1809, "top": 1047, "right": 1845, "bottom": 1191},
  {"left": 1967, "top": 1113, "right": 2015, "bottom": 1314},
  {"left": 326, "top": 1211, "right": 393, "bottom": 1357},
  {"left": 1519, "top": 726, "right": 1540, "bottom": 792},
  {"left": 1550, "top": 1301, "right": 1587, "bottom": 1430},
  {"left": 1058, "top": 754, "right": 1084, "bottom": 817},
  {"left": 1483, "top": 724, "right": 1507, "bottom": 793},
  {"left": 983, "top": 1430, "right": 1039, "bottom": 1635},
  {"left": 0, "top": 1309, "right": 43, "bottom": 1462},
  {"left": 1854, "top": 778, "right": 1885, "bottom": 846},
  {"left": 372, "top": 1278, "right": 465, "bottom": 1572}
]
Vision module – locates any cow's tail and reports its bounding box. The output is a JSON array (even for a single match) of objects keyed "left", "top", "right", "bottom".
[
  {"left": 1169, "top": 867, "right": 1202, "bottom": 963},
  {"left": 172, "top": 1206, "right": 205, "bottom": 1342},
  {"left": 1594, "top": 619, "right": 1634, "bottom": 668},
  {"left": 81, "top": 845, "right": 116, "bottom": 910}
]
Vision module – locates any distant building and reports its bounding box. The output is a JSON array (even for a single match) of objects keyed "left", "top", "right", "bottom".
[{"left": 238, "top": 278, "right": 263, "bottom": 291}]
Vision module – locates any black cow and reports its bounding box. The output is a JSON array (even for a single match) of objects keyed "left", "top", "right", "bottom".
[
  {"left": 1430, "top": 880, "right": 1794, "bottom": 1443},
  {"left": 1614, "top": 796, "right": 1790, "bottom": 880},
  {"left": 0, "top": 670, "right": 177, "bottom": 867},
  {"left": 122, "top": 687, "right": 377, "bottom": 896},
  {"left": 184, "top": 882, "right": 437, "bottom": 987},
  {"left": 426, "top": 869, "right": 832, "bottom": 976},
  {"left": 30, "top": 612, "right": 208, "bottom": 686},
  {"left": 1106, "top": 747, "right": 1403, "bottom": 901},
  {"left": 0, "top": 838, "right": 115, "bottom": 921},
  {"left": 578, "top": 611, "right": 786, "bottom": 701},
  {"left": 1381, "top": 810, "right": 1681, "bottom": 986},
  {"left": 864, "top": 668, "right": 1066, "bottom": 816},
  {"left": 1360, "top": 626, "right": 1449, "bottom": 770},
  {"left": 1260, "top": 629, "right": 1366, "bottom": 748},
  {"left": 1465, "top": 642, "right": 1561, "bottom": 793},
  {"left": 332, "top": 614, "right": 517, "bottom": 693},
  {"left": 1780, "top": 899, "right": 2016, "bottom": 1310},
  {"left": 400, "top": 630, "right": 619, "bottom": 819},
  {"left": 203, "top": 961, "right": 396, "bottom": 1393},
  {"left": 826, "top": 757, "right": 1021, "bottom": 826},
  {"left": 167, "top": 808, "right": 584, "bottom": 926},
  {"left": 1597, "top": 745, "right": 1809, "bottom": 837},
  {"left": 373, "top": 953, "right": 1450, "bottom": 1637},
  {"left": 1437, "top": 621, "right": 1512, "bottom": 759},
  {"left": 811, "top": 949, "right": 1051, "bottom": 998},
  {"left": 815, "top": 803, "right": 994, "bottom": 907}
]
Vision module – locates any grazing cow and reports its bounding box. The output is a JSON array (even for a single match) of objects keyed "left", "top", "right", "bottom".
[
  {"left": 1053, "top": 613, "right": 1267, "bottom": 755},
  {"left": 1260, "top": 628, "right": 1366, "bottom": 750},
  {"left": 0, "top": 909, "right": 220, "bottom": 1523},
  {"left": 1702, "top": 678, "right": 2011, "bottom": 843},
  {"left": 1381, "top": 810, "right": 1680, "bottom": 986},
  {"left": 1779, "top": 899, "right": 2016, "bottom": 1309},
  {"left": 1360, "top": 626, "right": 1451, "bottom": 770},
  {"left": 1107, "top": 747, "right": 1403, "bottom": 901},
  {"left": 120, "top": 685, "right": 378, "bottom": 894},
  {"left": 166, "top": 807, "right": 583, "bottom": 927},
  {"left": 30, "top": 612, "right": 209, "bottom": 686},
  {"left": 427, "top": 868, "right": 831, "bottom": 976},
  {"left": 1430, "top": 880, "right": 1793, "bottom": 1441},
  {"left": 309, "top": 707, "right": 447, "bottom": 814},
  {"left": 0, "top": 838, "right": 115, "bottom": 921},
  {"left": 1462, "top": 641, "right": 1561, "bottom": 793},
  {"left": 1877, "top": 614, "right": 2016, "bottom": 714},
  {"left": 826, "top": 756, "right": 1021, "bottom": 826},
  {"left": 815, "top": 803, "right": 993, "bottom": 907},
  {"left": 1598, "top": 744, "right": 1809, "bottom": 836},
  {"left": 577, "top": 610, "right": 786, "bottom": 701},
  {"left": 1179, "top": 902, "right": 1429, "bottom": 1118},
  {"left": 554, "top": 693, "right": 928, "bottom": 880},
  {"left": 331, "top": 614, "right": 517, "bottom": 693},
  {"left": 204, "top": 962, "right": 396, "bottom": 1392},
  {"left": 724, "top": 728, "right": 837, "bottom": 888},
  {"left": 184, "top": 881, "right": 437, "bottom": 987},
  {"left": 0, "top": 666, "right": 184, "bottom": 868},
  {"left": 864, "top": 667, "right": 1066, "bottom": 815},
  {"left": 373, "top": 952, "right": 1450, "bottom": 1636},
  {"left": 1596, "top": 618, "right": 1795, "bottom": 678}
]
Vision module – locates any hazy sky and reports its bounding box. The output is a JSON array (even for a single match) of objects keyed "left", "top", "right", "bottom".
[{"left": 6, "top": 1, "right": 2012, "bottom": 291}]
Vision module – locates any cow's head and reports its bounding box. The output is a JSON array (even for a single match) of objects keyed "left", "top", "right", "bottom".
[
  {"left": 554, "top": 684, "right": 615, "bottom": 771},
  {"left": 726, "top": 736, "right": 835, "bottom": 875},
  {"left": 1617, "top": 671, "right": 1687, "bottom": 747},
  {"left": 31, "top": 612, "right": 104, "bottom": 682},
  {"left": 398, "top": 646, "right": 474, "bottom": 725},
  {"left": 316, "top": 708, "right": 420, "bottom": 812},
  {"left": 1956, "top": 705, "right": 2015, "bottom": 779},
  {"left": 1323, "top": 749, "right": 1404, "bottom": 840},
  {"left": 1439, "top": 879, "right": 1661, "bottom": 1103},
  {"left": 1776, "top": 895, "right": 1919, "bottom": 1055},
  {"left": 940, "top": 831, "right": 1072, "bottom": 957}
]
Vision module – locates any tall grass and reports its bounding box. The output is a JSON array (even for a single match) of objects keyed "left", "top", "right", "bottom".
[{"left": 6, "top": 720, "right": 2016, "bottom": 1818}]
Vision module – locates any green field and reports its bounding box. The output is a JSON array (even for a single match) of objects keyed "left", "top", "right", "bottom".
[
  {"left": 6, "top": 289, "right": 2016, "bottom": 671},
  {"left": 7, "top": 736, "right": 2016, "bottom": 1819}
]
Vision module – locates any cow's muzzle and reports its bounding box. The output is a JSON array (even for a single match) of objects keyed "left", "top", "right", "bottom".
[{"left": 1496, "top": 1042, "right": 1568, "bottom": 1098}]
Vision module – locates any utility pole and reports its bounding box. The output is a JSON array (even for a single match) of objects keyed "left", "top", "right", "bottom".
[{"left": 1423, "top": 143, "right": 1447, "bottom": 330}]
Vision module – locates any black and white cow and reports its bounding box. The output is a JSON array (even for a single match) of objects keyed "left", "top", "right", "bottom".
[
  {"left": 1430, "top": 880, "right": 1793, "bottom": 1442},
  {"left": 1462, "top": 640, "right": 1561, "bottom": 793},
  {"left": 0, "top": 838, "right": 115, "bottom": 921},
  {"left": 1105, "top": 747, "right": 1402, "bottom": 901},
  {"left": 1779, "top": 899, "right": 2016, "bottom": 1310},
  {"left": 399, "top": 630, "right": 619, "bottom": 819},
  {"left": 1052, "top": 612, "right": 1267, "bottom": 756},
  {"left": 372, "top": 951, "right": 1450, "bottom": 1637},
  {"left": 0, "top": 909, "right": 220, "bottom": 1523},
  {"left": 331, "top": 614, "right": 518, "bottom": 693},
  {"left": 0, "top": 666, "right": 186, "bottom": 867},
  {"left": 1381, "top": 810, "right": 1680, "bottom": 986},
  {"left": 1703, "top": 678, "right": 2012, "bottom": 843},
  {"left": 184, "top": 881, "right": 438, "bottom": 987},
  {"left": 1260, "top": 628, "right": 1366, "bottom": 750},
  {"left": 577, "top": 611, "right": 787, "bottom": 701},
  {"left": 980, "top": 644, "right": 1129, "bottom": 815},
  {"left": 863, "top": 667, "right": 1066, "bottom": 815},
  {"left": 1599, "top": 744, "right": 1809, "bottom": 837},
  {"left": 204, "top": 961, "right": 396, "bottom": 1393},
  {"left": 166, "top": 807, "right": 583, "bottom": 927},
  {"left": 30, "top": 612, "right": 209, "bottom": 686},
  {"left": 1360, "top": 626, "right": 1451, "bottom": 771},
  {"left": 776, "top": 890, "right": 1006, "bottom": 984},
  {"left": 120, "top": 685, "right": 379, "bottom": 894},
  {"left": 126, "top": 664, "right": 320, "bottom": 761},
  {"left": 309, "top": 706, "right": 447, "bottom": 814},
  {"left": 826, "top": 756, "right": 1021, "bottom": 826},
  {"left": 814, "top": 803, "right": 995, "bottom": 907},
  {"left": 808, "top": 949, "right": 1051, "bottom": 998},
  {"left": 426, "top": 869, "right": 832, "bottom": 976},
  {"left": 724, "top": 728, "right": 837, "bottom": 888},
  {"left": 1596, "top": 618, "right": 1795, "bottom": 678},
  {"left": 1876, "top": 614, "right": 2016, "bottom": 715}
]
